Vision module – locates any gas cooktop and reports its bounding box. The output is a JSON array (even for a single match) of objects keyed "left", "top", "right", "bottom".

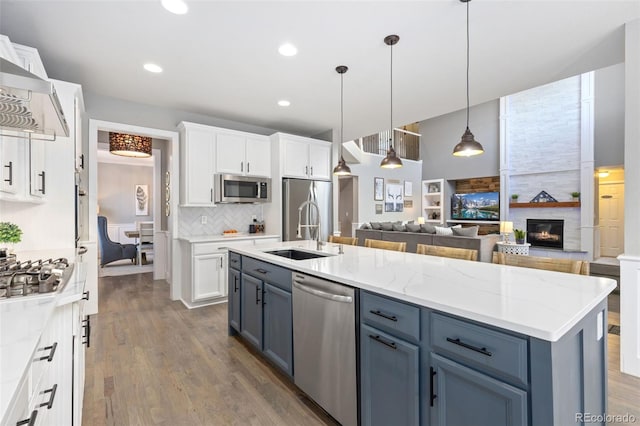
[{"left": 0, "top": 255, "right": 74, "bottom": 300}]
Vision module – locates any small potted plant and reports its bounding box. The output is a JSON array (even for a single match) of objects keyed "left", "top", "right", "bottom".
[
  {"left": 571, "top": 192, "right": 580, "bottom": 201},
  {"left": 511, "top": 194, "right": 519, "bottom": 203},
  {"left": 0, "top": 221, "right": 22, "bottom": 255},
  {"left": 514, "top": 228, "right": 526, "bottom": 244}
]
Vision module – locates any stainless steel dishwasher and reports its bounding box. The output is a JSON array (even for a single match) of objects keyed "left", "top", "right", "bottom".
[{"left": 292, "top": 272, "right": 357, "bottom": 426}]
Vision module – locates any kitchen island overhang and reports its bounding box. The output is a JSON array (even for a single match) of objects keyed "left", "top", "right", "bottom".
[{"left": 230, "top": 240, "right": 615, "bottom": 342}]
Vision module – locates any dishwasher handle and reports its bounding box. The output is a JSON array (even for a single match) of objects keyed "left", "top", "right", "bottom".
[{"left": 293, "top": 280, "right": 353, "bottom": 303}]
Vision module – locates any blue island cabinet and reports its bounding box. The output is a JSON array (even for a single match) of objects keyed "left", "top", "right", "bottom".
[
  {"left": 228, "top": 253, "right": 241, "bottom": 333},
  {"left": 360, "top": 292, "right": 421, "bottom": 426},
  {"left": 237, "top": 256, "right": 294, "bottom": 377}
]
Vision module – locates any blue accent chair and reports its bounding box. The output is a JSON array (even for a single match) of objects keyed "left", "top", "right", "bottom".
[{"left": 98, "top": 215, "right": 137, "bottom": 267}]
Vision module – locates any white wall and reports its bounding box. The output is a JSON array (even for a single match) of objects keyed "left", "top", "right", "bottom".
[
  {"left": 98, "top": 162, "right": 153, "bottom": 223},
  {"left": 348, "top": 151, "right": 422, "bottom": 226},
  {"left": 594, "top": 63, "right": 625, "bottom": 167}
]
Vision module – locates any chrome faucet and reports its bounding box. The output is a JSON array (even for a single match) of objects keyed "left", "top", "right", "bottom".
[{"left": 297, "top": 200, "right": 324, "bottom": 250}]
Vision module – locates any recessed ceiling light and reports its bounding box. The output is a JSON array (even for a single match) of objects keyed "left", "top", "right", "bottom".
[
  {"left": 278, "top": 100, "right": 291, "bottom": 107},
  {"left": 143, "top": 63, "right": 163, "bottom": 73},
  {"left": 161, "top": 0, "right": 188, "bottom": 14},
  {"left": 278, "top": 43, "right": 298, "bottom": 57}
]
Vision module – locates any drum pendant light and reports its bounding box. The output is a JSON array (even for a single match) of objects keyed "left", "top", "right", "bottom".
[
  {"left": 380, "top": 34, "right": 403, "bottom": 169},
  {"left": 109, "top": 132, "right": 152, "bottom": 157},
  {"left": 453, "top": 0, "right": 484, "bottom": 157},
  {"left": 333, "top": 65, "right": 351, "bottom": 176}
]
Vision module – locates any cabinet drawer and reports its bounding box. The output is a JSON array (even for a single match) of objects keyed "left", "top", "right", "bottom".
[
  {"left": 193, "top": 240, "right": 253, "bottom": 255},
  {"left": 229, "top": 252, "right": 241, "bottom": 270},
  {"left": 242, "top": 257, "right": 292, "bottom": 291},
  {"left": 361, "top": 292, "right": 420, "bottom": 343},
  {"left": 431, "top": 313, "right": 528, "bottom": 386}
]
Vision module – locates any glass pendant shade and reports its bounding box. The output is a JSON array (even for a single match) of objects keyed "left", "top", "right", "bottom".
[
  {"left": 452, "top": 127, "right": 484, "bottom": 157},
  {"left": 109, "top": 132, "right": 152, "bottom": 157},
  {"left": 333, "top": 65, "right": 351, "bottom": 176},
  {"left": 380, "top": 146, "right": 403, "bottom": 169}
]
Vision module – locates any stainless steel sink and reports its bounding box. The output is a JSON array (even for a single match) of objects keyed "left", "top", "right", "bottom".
[{"left": 265, "top": 249, "right": 333, "bottom": 261}]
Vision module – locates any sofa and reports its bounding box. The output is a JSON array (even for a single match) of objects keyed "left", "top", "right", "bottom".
[{"left": 355, "top": 228, "right": 500, "bottom": 262}]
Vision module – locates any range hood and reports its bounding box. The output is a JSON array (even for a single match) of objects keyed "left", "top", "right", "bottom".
[{"left": 0, "top": 57, "right": 69, "bottom": 139}]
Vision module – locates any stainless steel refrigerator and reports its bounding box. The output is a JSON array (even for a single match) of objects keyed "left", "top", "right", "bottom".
[{"left": 283, "top": 178, "right": 332, "bottom": 242}]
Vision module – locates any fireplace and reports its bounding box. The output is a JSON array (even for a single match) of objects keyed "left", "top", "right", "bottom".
[{"left": 526, "top": 219, "right": 564, "bottom": 249}]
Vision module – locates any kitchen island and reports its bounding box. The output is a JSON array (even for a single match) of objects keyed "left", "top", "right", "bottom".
[{"left": 228, "top": 240, "right": 616, "bottom": 426}]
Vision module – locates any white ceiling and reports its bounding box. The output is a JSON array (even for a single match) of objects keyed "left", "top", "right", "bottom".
[{"left": 1, "top": 1, "right": 638, "bottom": 141}]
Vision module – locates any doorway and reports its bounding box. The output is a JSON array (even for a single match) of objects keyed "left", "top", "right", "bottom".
[
  {"left": 598, "top": 168, "right": 625, "bottom": 258},
  {"left": 338, "top": 176, "right": 359, "bottom": 237}
]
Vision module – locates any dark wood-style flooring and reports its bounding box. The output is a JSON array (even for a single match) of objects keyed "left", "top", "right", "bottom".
[{"left": 84, "top": 273, "right": 640, "bottom": 425}]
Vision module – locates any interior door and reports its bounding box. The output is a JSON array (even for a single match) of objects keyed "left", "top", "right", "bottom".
[{"left": 599, "top": 182, "right": 624, "bottom": 257}]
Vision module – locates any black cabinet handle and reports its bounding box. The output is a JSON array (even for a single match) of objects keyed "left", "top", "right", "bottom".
[
  {"left": 38, "top": 171, "right": 46, "bottom": 194},
  {"left": 210, "top": 188, "right": 213, "bottom": 202},
  {"left": 369, "top": 309, "right": 398, "bottom": 322},
  {"left": 83, "top": 316, "right": 91, "bottom": 347},
  {"left": 310, "top": 166, "right": 313, "bottom": 176},
  {"left": 430, "top": 367, "right": 437, "bottom": 407},
  {"left": 83, "top": 290, "right": 90, "bottom": 301},
  {"left": 446, "top": 337, "right": 492, "bottom": 357},
  {"left": 4, "top": 161, "right": 13, "bottom": 185},
  {"left": 40, "top": 384, "right": 57, "bottom": 409},
  {"left": 80, "top": 154, "right": 85, "bottom": 169},
  {"left": 305, "top": 166, "right": 308, "bottom": 175},
  {"left": 16, "top": 410, "right": 37, "bottom": 426},
  {"left": 255, "top": 268, "right": 268, "bottom": 275},
  {"left": 368, "top": 334, "right": 397, "bottom": 350},
  {"left": 247, "top": 162, "right": 250, "bottom": 173},
  {"left": 234, "top": 276, "right": 238, "bottom": 292},
  {"left": 262, "top": 288, "right": 266, "bottom": 306},
  {"left": 241, "top": 162, "right": 243, "bottom": 172},
  {"left": 255, "top": 286, "right": 261, "bottom": 305},
  {"left": 38, "top": 342, "right": 57, "bottom": 362}
]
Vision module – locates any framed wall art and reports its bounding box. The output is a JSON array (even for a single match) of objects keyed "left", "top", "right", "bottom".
[
  {"left": 385, "top": 181, "right": 404, "bottom": 212},
  {"left": 135, "top": 184, "right": 149, "bottom": 216},
  {"left": 374, "top": 177, "right": 384, "bottom": 201}
]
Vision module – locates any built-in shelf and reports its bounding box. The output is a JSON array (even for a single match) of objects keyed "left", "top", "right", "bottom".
[{"left": 510, "top": 202, "right": 581, "bottom": 208}]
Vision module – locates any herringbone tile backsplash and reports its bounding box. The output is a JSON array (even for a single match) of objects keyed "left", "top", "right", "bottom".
[{"left": 179, "top": 205, "right": 264, "bottom": 237}]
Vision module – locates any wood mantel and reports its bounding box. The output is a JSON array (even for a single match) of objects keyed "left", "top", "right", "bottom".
[{"left": 510, "top": 201, "right": 581, "bottom": 208}]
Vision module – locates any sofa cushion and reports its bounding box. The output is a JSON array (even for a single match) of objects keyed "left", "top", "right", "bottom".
[
  {"left": 370, "top": 222, "right": 382, "bottom": 230},
  {"left": 435, "top": 225, "right": 461, "bottom": 236},
  {"left": 406, "top": 223, "right": 421, "bottom": 232},
  {"left": 420, "top": 223, "right": 437, "bottom": 234},
  {"left": 381, "top": 222, "right": 394, "bottom": 231},
  {"left": 453, "top": 226, "right": 479, "bottom": 237},
  {"left": 392, "top": 223, "right": 406, "bottom": 232}
]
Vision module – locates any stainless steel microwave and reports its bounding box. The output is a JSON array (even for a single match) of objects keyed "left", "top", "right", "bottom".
[{"left": 214, "top": 174, "right": 271, "bottom": 203}]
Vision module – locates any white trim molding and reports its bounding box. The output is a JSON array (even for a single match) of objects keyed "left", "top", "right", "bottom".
[{"left": 619, "top": 255, "right": 640, "bottom": 377}]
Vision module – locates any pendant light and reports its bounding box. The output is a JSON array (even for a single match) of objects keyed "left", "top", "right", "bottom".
[
  {"left": 380, "top": 34, "right": 403, "bottom": 169},
  {"left": 109, "top": 132, "right": 152, "bottom": 158},
  {"left": 452, "top": 0, "right": 484, "bottom": 157},
  {"left": 333, "top": 65, "right": 351, "bottom": 176}
]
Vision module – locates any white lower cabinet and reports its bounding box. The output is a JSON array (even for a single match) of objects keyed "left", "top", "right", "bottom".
[
  {"left": 193, "top": 252, "right": 226, "bottom": 301},
  {"left": 2, "top": 299, "right": 88, "bottom": 426},
  {"left": 180, "top": 237, "right": 280, "bottom": 309}
]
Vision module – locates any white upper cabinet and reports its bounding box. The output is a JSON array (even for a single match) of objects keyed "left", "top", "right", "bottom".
[
  {"left": 179, "top": 122, "right": 216, "bottom": 206},
  {"left": 0, "top": 136, "right": 22, "bottom": 197},
  {"left": 12, "top": 42, "right": 48, "bottom": 79},
  {"left": 29, "top": 138, "right": 46, "bottom": 197},
  {"left": 280, "top": 134, "right": 332, "bottom": 181},
  {"left": 216, "top": 130, "right": 271, "bottom": 177}
]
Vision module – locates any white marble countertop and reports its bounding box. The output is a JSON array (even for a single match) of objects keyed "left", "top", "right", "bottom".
[
  {"left": 178, "top": 234, "right": 280, "bottom": 243},
  {"left": 232, "top": 240, "right": 616, "bottom": 342},
  {"left": 0, "top": 251, "right": 86, "bottom": 418}
]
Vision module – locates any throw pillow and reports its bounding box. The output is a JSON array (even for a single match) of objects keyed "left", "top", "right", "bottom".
[
  {"left": 420, "top": 223, "right": 437, "bottom": 234},
  {"left": 434, "top": 225, "right": 453, "bottom": 236},
  {"left": 370, "top": 222, "right": 382, "bottom": 230},
  {"left": 452, "top": 225, "right": 479, "bottom": 237},
  {"left": 434, "top": 224, "right": 461, "bottom": 236},
  {"left": 406, "top": 223, "right": 421, "bottom": 232},
  {"left": 392, "top": 223, "right": 406, "bottom": 232},
  {"left": 381, "top": 222, "right": 394, "bottom": 231},
  {"left": 359, "top": 222, "right": 371, "bottom": 229}
]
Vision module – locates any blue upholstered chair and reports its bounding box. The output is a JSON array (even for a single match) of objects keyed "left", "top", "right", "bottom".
[{"left": 97, "top": 215, "right": 137, "bottom": 267}]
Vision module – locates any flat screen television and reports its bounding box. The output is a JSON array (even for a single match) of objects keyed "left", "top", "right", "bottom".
[{"left": 451, "top": 192, "right": 500, "bottom": 221}]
